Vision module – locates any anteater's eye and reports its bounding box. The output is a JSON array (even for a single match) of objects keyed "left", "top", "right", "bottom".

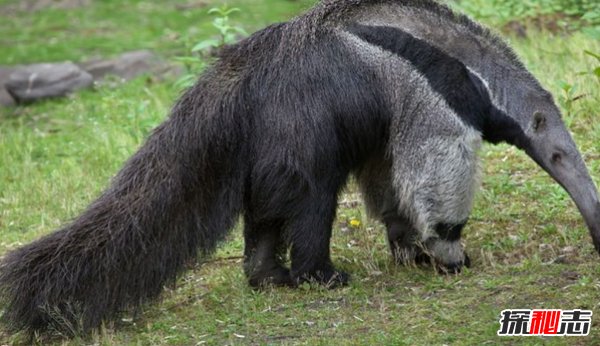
[
  {"left": 533, "top": 111, "right": 546, "bottom": 131},
  {"left": 551, "top": 152, "right": 562, "bottom": 163}
]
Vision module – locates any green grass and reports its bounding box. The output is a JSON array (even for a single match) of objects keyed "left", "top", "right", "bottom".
[
  {"left": 0, "top": 0, "right": 314, "bottom": 64},
  {"left": 1, "top": 0, "right": 600, "bottom": 345}
]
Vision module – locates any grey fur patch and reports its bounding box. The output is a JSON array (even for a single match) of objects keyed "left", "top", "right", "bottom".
[{"left": 339, "top": 28, "right": 482, "bottom": 242}]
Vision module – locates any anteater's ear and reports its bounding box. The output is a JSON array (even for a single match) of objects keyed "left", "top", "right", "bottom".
[{"left": 466, "top": 69, "right": 491, "bottom": 104}]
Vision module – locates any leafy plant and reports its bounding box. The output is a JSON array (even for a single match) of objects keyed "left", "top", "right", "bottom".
[
  {"left": 580, "top": 11, "right": 600, "bottom": 39},
  {"left": 557, "top": 81, "right": 577, "bottom": 120},
  {"left": 191, "top": 6, "right": 248, "bottom": 53},
  {"left": 175, "top": 6, "right": 248, "bottom": 90},
  {"left": 452, "top": 0, "right": 600, "bottom": 31},
  {"left": 583, "top": 49, "right": 600, "bottom": 82}
]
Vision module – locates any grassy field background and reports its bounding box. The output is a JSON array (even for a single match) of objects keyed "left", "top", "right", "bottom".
[{"left": 1, "top": 0, "right": 599, "bottom": 345}]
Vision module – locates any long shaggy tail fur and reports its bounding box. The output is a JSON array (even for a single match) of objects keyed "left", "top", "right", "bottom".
[{"left": 0, "top": 75, "right": 247, "bottom": 335}]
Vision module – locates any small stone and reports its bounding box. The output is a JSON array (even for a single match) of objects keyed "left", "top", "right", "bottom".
[
  {"left": 560, "top": 246, "right": 577, "bottom": 255},
  {"left": 80, "top": 50, "right": 181, "bottom": 82},
  {"left": 552, "top": 255, "right": 569, "bottom": 264},
  {"left": 561, "top": 271, "right": 580, "bottom": 280},
  {"left": 538, "top": 243, "right": 551, "bottom": 251},
  {"left": 2, "top": 0, "right": 91, "bottom": 13},
  {"left": 5, "top": 62, "right": 93, "bottom": 103},
  {"left": 0, "top": 66, "right": 17, "bottom": 106}
]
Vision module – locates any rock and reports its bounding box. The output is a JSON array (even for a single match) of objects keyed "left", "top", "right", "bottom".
[
  {"left": 0, "top": 67, "right": 17, "bottom": 106},
  {"left": 0, "top": 88, "right": 15, "bottom": 107},
  {"left": 175, "top": 0, "right": 209, "bottom": 11},
  {"left": 1, "top": 0, "right": 91, "bottom": 13},
  {"left": 80, "top": 50, "right": 181, "bottom": 82},
  {"left": 5, "top": 62, "right": 93, "bottom": 104}
]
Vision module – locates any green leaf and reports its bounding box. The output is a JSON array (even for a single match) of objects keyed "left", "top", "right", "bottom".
[
  {"left": 222, "top": 7, "right": 240, "bottom": 16},
  {"left": 174, "top": 74, "right": 197, "bottom": 90},
  {"left": 192, "top": 39, "right": 220, "bottom": 52},
  {"left": 207, "top": 7, "right": 221, "bottom": 15},
  {"left": 233, "top": 27, "right": 248, "bottom": 36},
  {"left": 557, "top": 80, "right": 572, "bottom": 92},
  {"left": 582, "top": 27, "right": 600, "bottom": 41},
  {"left": 208, "top": 6, "right": 240, "bottom": 16},
  {"left": 584, "top": 50, "right": 600, "bottom": 62},
  {"left": 594, "top": 67, "right": 600, "bottom": 78},
  {"left": 581, "top": 11, "right": 600, "bottom": 22},
  {"left": 570, "top": 84, "right": 578, "bottom": 95},
  {"left": 208, "top": 7, "right": 225, "bottom": 16},
  {"left": 223, "top": 33, "right": 237, "bottom": 44},
  {"left": 174, "top": 56, "right": 201, "bottom": 63},
  {"left": 213, "top": 17, "right": 226, "bottom": 28}
]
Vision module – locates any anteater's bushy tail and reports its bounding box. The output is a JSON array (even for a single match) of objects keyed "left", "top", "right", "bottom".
[{"left": 0, "top": 78, "right": 247, "bottom": 336}]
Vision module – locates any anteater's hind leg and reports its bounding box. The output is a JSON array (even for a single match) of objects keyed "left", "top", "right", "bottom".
[
  {"left": 244, "top": 163, "right": 348, "bottom": 288},
  {"left": 287, "top": 185, "right": 349, "bottom": 288},
  {"left": 243, "top": 216, "right": 292, "bottom": 288}
]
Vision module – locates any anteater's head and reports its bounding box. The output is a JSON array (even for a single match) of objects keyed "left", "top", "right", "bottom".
[{"left": 482, "top": 72, "right": 600, "bottom": 253}]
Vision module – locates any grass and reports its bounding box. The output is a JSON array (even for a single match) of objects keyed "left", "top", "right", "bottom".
[{"left": 1, "top": 0, "right": 600, "bottom": 345}]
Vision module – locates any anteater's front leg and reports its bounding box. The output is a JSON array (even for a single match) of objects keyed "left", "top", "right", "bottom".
[{"left": 382, "top": 210, "right": 432, "bottom": 266}]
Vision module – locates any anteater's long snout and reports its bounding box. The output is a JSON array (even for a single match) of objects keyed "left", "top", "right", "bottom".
[
  {"left": 525, "top": 126, "right": 600, "bottom": 253},
  {"left": 548, "top": 151, "right": 600, "bottom": 252}
]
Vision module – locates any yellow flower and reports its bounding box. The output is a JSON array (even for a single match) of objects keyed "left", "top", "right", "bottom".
[{"left": 349, "top": 219, "right": 361, "bottom": 228}]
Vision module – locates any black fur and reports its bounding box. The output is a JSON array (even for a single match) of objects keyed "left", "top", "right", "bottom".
[
  {"left": 434, "top": 222, "right": 467, "bottom": 242},
  {"left": 483, "top": 107, "right": 529, "bottom": 148},
  {"left": 0, "top": 14, "right": 391, "bottom": 335},
  {"left": 0, "top": 62, "right": 249, "bottom": 334},
  {"left": 348, "top": 24, "right": 488, "bottom": 131},
  {"left": 383, "top": 212, "right": 431, "bottom": 265}
]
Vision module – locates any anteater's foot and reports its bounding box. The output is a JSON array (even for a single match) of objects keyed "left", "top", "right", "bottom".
[
  {"left": 293, "top": 265, "right": 350, "bottom": 288},
  {"left": 248, "top": 265, "right": 293, "bottom": 288}
]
